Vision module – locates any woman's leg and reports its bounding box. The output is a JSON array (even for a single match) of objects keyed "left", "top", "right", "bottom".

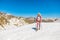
[
  {"left": 39, "top": 23, "right": 40, "bottom": 30},
  {"left": 36, "top": 22, "right": 38, "bottom": 30}
]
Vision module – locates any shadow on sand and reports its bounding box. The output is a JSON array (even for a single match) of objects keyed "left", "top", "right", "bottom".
[{"left": 32, "top": 27, "right": 37, "bottom": 31}]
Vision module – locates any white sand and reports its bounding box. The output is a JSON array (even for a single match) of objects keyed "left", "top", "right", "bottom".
[{"left": 0, "top": 23, "right": 60, "bottom": 40}]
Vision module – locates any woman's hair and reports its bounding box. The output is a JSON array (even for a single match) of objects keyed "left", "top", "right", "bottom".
[{"left": 37, "top": 13, "right": 40, "bottom": 17}]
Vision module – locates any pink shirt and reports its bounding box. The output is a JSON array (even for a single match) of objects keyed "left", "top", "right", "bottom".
[{"left": 36, "top": 16, "right": 42, "bottom": 23}]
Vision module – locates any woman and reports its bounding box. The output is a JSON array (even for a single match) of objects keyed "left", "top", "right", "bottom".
[{"left": 36, "top": 13, "right": 42, "bottom": 31}]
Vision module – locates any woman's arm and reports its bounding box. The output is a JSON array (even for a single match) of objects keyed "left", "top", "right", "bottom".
[{"left": 40, "top": 16, "right": 42, "bottom": 23}]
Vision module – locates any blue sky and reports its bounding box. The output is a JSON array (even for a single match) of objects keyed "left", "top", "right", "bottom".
[{"left": 0, "top": 0, "right": 60, "bottom": 18}]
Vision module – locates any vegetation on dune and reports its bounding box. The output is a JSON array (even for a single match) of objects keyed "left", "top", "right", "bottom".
[
  {"left": 42, "top": 19, "right": 54, "bottom": 22},
  {"left": 24, "top": 17, "right": 35, "bottom": 24},
  {"left": 0, "top": 16, "right": 9, "bottom": 28}
]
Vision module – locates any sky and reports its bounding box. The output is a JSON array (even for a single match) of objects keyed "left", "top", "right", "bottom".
[{"left": 0, "top": 0, "right": 60, "bottom": 18}]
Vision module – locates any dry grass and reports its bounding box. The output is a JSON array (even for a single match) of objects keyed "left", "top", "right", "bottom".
[
  {"left": 0, "top": 16, "right": 9, "bottom": 28},
  {"left": 42, "top": 19, "right": 54, "bottom": 22},
  {"left": 24, "top": 18, "right": 35, "bottom": 24},
  {"left": 14, "top": 24, "right": 18, "bottom": 26},
  {"left": 6, "top": 15, "right": 17, "bottom": 19}
]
